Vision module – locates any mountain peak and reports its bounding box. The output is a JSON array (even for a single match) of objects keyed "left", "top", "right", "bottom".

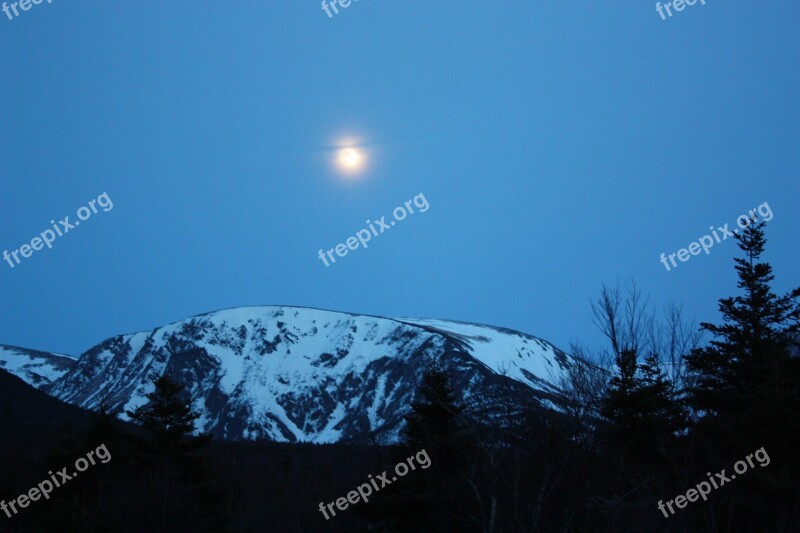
[{"left": 1, "top": 307, "right": 574, "bottom": 443}]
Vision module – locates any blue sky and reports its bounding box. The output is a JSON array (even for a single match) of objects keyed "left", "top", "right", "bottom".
[{"left": 1, "top": 1, "right": 798, "bottom": 356}]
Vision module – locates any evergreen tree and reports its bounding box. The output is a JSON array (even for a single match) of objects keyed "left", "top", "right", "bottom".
[
  {"left": 684, "top": 221, "right": 800, "bottom": 528},
  {"left": 600, "top": 348, "right": 638, "bottom": 446},
  {"left": 365, "top": 362, "right": 479, "bottom": 532},
  {"left": 600, "top": 349, "right": 685, "bottom": 460},
  {"left": 126, "top": 374, "right": 226, "bottom": 529},
  {"left": 403, "top": 363, "right": 466, "bottom": 452},
  {"left": 127, "top": 374, "right": 209, "bottom": 454},
  {"left": 685, "top": 221, "right": 800, "bottom": 439}
]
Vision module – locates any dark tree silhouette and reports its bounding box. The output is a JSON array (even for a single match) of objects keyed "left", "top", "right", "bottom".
[
  {"left": 685, "top": 221, "right": 800, "bottom": 529},
  {"left": 601, "top": 349, "right": 685, "bottom": 460},
  {"left": 127, "top": 374, "right": 209, "bottom": 454},
  {"left": 685, "top": 221, "right": 800, "bottom": 434},
  {"left": 364, "top": 362, "right": 480, "bottom": 532}
]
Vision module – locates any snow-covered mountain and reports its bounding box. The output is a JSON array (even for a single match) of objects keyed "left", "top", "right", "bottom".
[
  {"left": 1, "top": 306, "right": 577, "bottom": 443},
  {"left": 0, "top": 345, "right": 77, "bottom": 388}
]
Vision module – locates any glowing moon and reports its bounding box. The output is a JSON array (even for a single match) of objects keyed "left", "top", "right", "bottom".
[{"left": 337, "top": 147, "right": 365, "bottom": 174}]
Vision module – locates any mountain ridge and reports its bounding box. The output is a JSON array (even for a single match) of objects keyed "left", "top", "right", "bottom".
[{"left": 1, "top": 305, "right": 576, "bottom": 444}]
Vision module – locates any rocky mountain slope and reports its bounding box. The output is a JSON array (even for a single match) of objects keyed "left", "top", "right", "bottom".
[{"left": 1, "top": 306, "right": 576, "bottom": 443}]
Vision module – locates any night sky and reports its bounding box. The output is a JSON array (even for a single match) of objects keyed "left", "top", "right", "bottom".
[{"left": 1, "top": 1, "right": 797, "bottom": 356}]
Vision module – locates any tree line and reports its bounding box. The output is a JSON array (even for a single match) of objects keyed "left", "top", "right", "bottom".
[
  {"left": 2, "top": 221, "right": 796, "bottom": 532},
  {"left": 365, "top": 221, "right": 800, "bottom": 532}
]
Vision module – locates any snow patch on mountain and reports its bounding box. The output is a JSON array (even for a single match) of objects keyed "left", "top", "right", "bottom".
[
  {"left": 2, "top": 306, "right": 576, "bottom": 444},
  {"left": 396, "top": 317, "right": 567, "bottom": 393},
  {"left": 0, "top": 345, "right": 77, "bottom": 389}
]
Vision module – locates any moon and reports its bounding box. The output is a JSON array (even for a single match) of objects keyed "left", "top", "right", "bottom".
[{"left": 336, "top": 146, "right": 365, "bottom": 175}]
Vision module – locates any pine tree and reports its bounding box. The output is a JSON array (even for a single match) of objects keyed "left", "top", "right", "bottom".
[
  {"left": 364, "top": 362, "right": 480, "bottom": 532},
  {"left": 637, "top": 351, "right": 686, "bottom": 441},
  {"left": 126, "top": 374, "right": 226, "bottom": 528},
  {"left": 600, "top": 349, "right": 638, "bottom": 444},
  {"left": 600, "top": 349, "right": 684, "bottom": 459},
  {"left": 684, "top": 221, "right": 800, "bottom": 528},
  {"left": 127, "top": 374, "right": 209, "bottom": 454},
  {"left": 403, "top": 363, "right": 466, "bottom": 452},
  {"left": 685, "top": 221, "right": 800, "bottom": 439}
]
